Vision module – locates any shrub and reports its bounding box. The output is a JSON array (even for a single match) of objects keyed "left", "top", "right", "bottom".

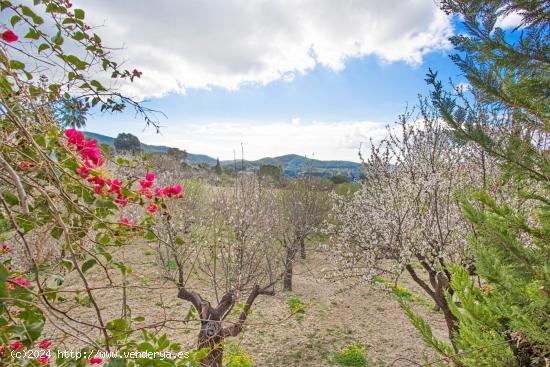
[
  {"left": 334, "top": 344, "right": 369, "bottom": 367},
  {"left": 286, "top": 296, "right": 306, "bottom": 322},
  {"left": 223, "top": 343, "right": 254, "bottom": 367}
]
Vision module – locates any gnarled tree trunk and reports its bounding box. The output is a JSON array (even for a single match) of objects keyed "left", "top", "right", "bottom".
[
  {"left": 177, "top": 284, "right": 275, "bottom": 367},
  {"left": 405, "top": 261, "right": 458, "bottom": 352},
  {"left": 198, "top": 317, "right": 224, "bottom": 367}
]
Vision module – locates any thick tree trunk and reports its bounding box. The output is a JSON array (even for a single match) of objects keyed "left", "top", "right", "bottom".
[
  {"left": 283, "top": 259, "right": 293, "bottom": 291},
  {"left": 300, "top": 237, "right": 306, "bottom": 259},
  {"left": 283, "top": 246, "right": 295, "bottom": 291},
  {"left": 405, "top": 264, "right": 458, "bottom": 351},
  {"left": 198, "top": 319, "right": 224, "bottom": 367},
  {"left": 177, "top": 283, "right": 274, "bottom": 366}
]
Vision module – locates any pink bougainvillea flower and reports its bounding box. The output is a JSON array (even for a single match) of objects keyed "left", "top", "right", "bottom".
[
  {"left": 119, "top": 218, "right": 135, "bottom": 227},
  {"left": 37, "top": 355, "right": 50, "bottom": 365},
  {"left": 156, "top": 185, "right": 183, "bottom": 198},
  {"left": 90, "top": 176, "right": 105, "bottom": 187},
  {"left": 108, "top": 180, "right": 122, "bottom": 194},
  {"left": 10, "top": 276, "right": 31, "bottom": 287},
  {"left": 18, "top": 161, "right": 37, "bottom": 170},
  {"left": 38, "top": 339, "right": 52, "bottom": 349},
  {"left": 138, "top": 188, "right": 153, "bottom": 199},
  {"left": 65, "top": 128, "right": 85, "bottom": 145},
  {"left": 139, "top": 179, "right": 153, "bottom": 189},
  {"left": 145, "top": 173, "right": 155, "bottom": 182},
  {"left": 90, "top": 356, "right": 103, "bottom": 364},
  {"left": 66, "top": 0, "right": 73, "bottom": 8},
  {"left": 76, "top": 166, "right": 90, "bottom": 179},
  {"left": 132, "top": 69, "right": 142, "bottom": 78},
  {"left": 10, "top": 340, "right": 23, "bottom": 350},
  {"left": 164, "top": 185, "right": 183, "bottom": 197},
  {"left": 79, "top": 141, "right": 103, "bottom": 167},
  {"left": 2, "top": 30, "right": 18, "bottom": 43},
  {"left": 114, "top": 194, "right": 128, "bottom": 207},
  {"left": 145, "top": 204, "right": 158, "bottom": 214},
  {"left": 171, "top": 185, "right": 182, "bottom": 195},
  {"left": 1, "top": 244, "right": 11, "bottom": 253}
]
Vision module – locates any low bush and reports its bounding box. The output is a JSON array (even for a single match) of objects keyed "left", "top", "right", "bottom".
[{"left": 334, "top": 344, "right": 369, "bottom": 367}]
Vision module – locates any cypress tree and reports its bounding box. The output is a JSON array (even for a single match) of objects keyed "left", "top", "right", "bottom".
[{"left": 404, "top": 1, "right": 549, "bottom": 366}]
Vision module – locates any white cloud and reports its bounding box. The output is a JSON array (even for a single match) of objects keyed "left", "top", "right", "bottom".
[
  {"left": 455, "top": 82, "right": 471, "bottom": 93},
  {"left": 100, "top": 119, "right": 388, "bottom": 162},
  {"left": 495, "top": 11, "right": 523, "bottom": 29},
  {"left": 79, "top": 0, "right": 453, "bottom": 99}
]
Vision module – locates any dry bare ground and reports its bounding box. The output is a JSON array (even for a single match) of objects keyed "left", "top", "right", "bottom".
[{"left": 48, "top": 241, "right": 448, "bottom": 367}]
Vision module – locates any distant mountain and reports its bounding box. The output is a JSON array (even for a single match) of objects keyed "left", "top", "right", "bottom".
[
  {"left": 223, "top": 154, "right": 361, "bottom": 178},
  {"left": 83, "top": 131, "right": 361, "bottom": 178},
  {"left": 83, "top": 131, "right": 217, "bottom": 165}
]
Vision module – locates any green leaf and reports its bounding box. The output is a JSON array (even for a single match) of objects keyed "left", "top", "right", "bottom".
[
  {"left": 90, "top": 80, "right": 105, "bottom": 91},
  {"left": 18, "top": 217, "right": 35, "bottom": 233},
  {"left": 52, "top": 31, "right": 63, "bottom": 45},
  {"left": 106, "top": 358, "right": 127, "bottom": 367},
  {"left": 106, "top": 318, "right": 129, "bottom": 333},
  {"left": 65, "top": 54, "right": 87, "bottom": 70},
  {"left": 95, "top": 233, "right": 110, "bottom": 245},
  {"left": 10, "top": 15, "right": 21, "bottom": 26},
  {"left": 48, "top": 83, "right": 60, "bottom": 95},
  {"left": 72, "top": 31, "right": 85, "bottom": 41},
  {"left": 74, "top": 8, "right": 85, "bottom": 19},
  {"left": 35, "top": 135, "right": 46, "bottom": 147},
  {"left": 169, "top": 343, "right": 181, "bottom": 352},
  {"left": 50, "top": 227, "right": 63, "bottom": 240},
  {"left": 61, "top": 259, "right": 73, "bottom": 272},
  {"left": 38, "top": 43, "right": 50, "bottom": 53},
  {"left": 95, "top": 245, "right": 112, "bottom": 262},
  {"left": 3, "top": 192, "right": 19, "bottom": 205},
  {"left": 21, "top": 6, "right": 43, "bottom": 24},
  {"left": 24, "top": 28, "right": 40, "bottom": 40},
  {"left": 46, "top": 3, "right": 65, "bottom": 14},
  {"left": 144, "top": 230, "right": 156, "bottom": 241},
  {"left": 133, "top": 316, "right": 145, "bottom": 322},
  {"left": 157, "top": 334, "right": 169, "bottom": 350},
  {"left": 137, "top": 342, "right": 155, "bottom": 353},
  {"left": 81, "top": 259, "right": 97, "bottom": 273},
  {"left": 9, "top": 60, "right": 25, "bottom": 70}
]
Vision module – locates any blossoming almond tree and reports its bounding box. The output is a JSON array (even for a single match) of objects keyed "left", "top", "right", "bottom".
[
  {"left": 154, "top": 173, "right": 281, "bottom": 367},
  {"left": 274, "top": 178, "right": 330, "bottom": 291},
  {"left": 328, "top": 102, "right": 485, "bottom": 346}
]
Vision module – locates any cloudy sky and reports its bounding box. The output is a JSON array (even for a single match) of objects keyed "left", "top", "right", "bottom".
[{"left": 81, "top": 0, "right": 467, "bottom": 161}]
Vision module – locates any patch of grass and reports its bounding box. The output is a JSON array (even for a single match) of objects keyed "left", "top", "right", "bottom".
[
  {"left": 334, "top": 344, "right": 369, "bottom": 367},
  {"left": 286, "top": 296, "right": 306, "bottom": 322},
  {"left": 223, "top": 343, "right": 254, "bottom": 367},
  {"left": 167, "top": 259, "right": 177, "bottom": 271},
  {"left": 371, "top": 276, "right": 432, "bottom": 308}
]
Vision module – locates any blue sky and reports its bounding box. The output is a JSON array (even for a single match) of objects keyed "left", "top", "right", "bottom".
[
  {"left": 80, "top": 1, "right": 486, "bottom": 162},
  {"left": 90, "top": 51, "right": 461, "bottom": 126}
]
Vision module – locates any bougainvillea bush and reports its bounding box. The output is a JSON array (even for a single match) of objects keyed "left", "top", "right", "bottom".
[{"left": 0, "top": 1, "right": 204, "bottom": 366}]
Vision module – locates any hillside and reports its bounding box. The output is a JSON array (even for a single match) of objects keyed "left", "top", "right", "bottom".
[{"left": 84, "top": 131, "right": 361, "bottom": 178}]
